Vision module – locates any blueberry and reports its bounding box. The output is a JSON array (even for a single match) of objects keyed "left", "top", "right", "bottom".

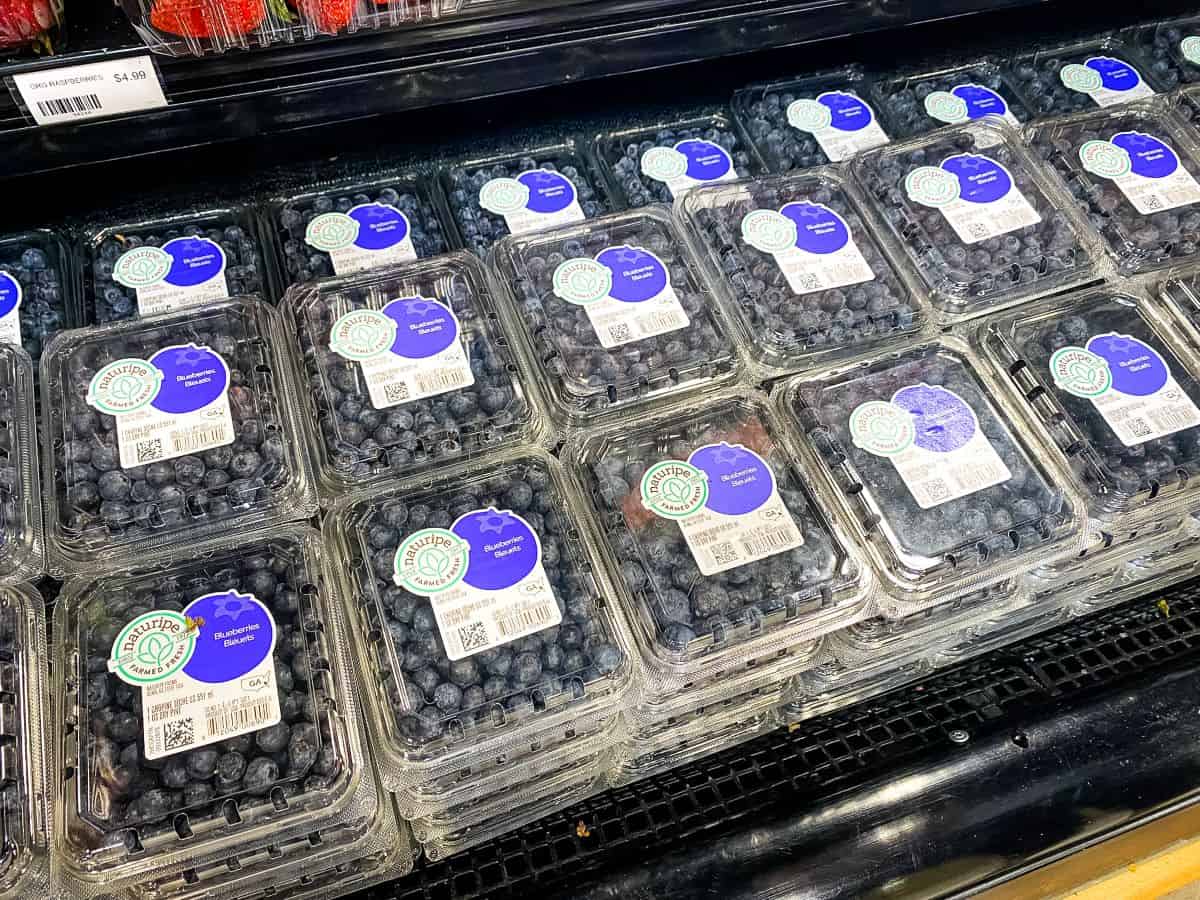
[
  {"left": 243, "top": 757, "right": 279, "bottom": 795},
  {"left": 0, "top": 230, "right": 72, "bottom": 367},
  {"left": 1126, "top": 21, "right": 1198, "bottom": 88},
  {"left": 1009, "top": 42, "right": 1160, "bottom": 119},
  {"left": 874, "top": 63, "right": 1030, "bottom": 139}
]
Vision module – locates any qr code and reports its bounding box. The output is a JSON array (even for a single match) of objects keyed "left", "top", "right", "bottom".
[
  {"left": 967, "top": 222, "right": 989, "bottom": 240},
  {"left": 1142, "top": 195, "right": 1163, "bottom": 212},
  {"left": 924, "top": 479, "right": 951, "bottom": 504},
  {"left": 608, "top": 323, "right": 632, "bottom": 344},
  {"left": 136, "top": 438, "right": 163, "bottom": 463},
  {"left": 711, "top": 541, "right": 739, "bottom": 567},
  {"left": 163, "top": 718, "right": 194, "bottom": 752},
  {"left": 796, "top": 273, "right": 821, "bottom": 292},
  {"left": 383, "top": 382, "right": 410, "bottom": 404},
  {"left": 458, "top": 621, "right": 490, "bottom": 653},
  {"left": 1128, "top": 418, "right": 1152, "bottom": 438}
]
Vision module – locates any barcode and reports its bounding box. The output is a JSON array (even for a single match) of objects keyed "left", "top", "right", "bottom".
[
  {"left": 36, "top": 93, "right": 102, "bottom": 119},
  {"left": 1163, "top": 188, "right": 1199, "bottom": 208},
  {"left": 205, "top": 700, "right": 275, "bottom": 739},
  {"left": 497, "top": 605, "right": 553, "bottom": 638},
  {"left": 383, "top": 382, "right": 410, "bottom": 404},
  {"left": 741, "top": 528, "right": 796, "bottom": 558},
  {"left": 795, "top": 273, "right": 821, "bottom": 291},
  {"left": 607, "top": 323, "right": 633, "bottom": 344},
  {"left": 956, "top": 462, "right": 1009, "bottom": 491},
  {"left": 641, "top": 311, "right": 688, "bottom": 335},
  {"left": 966, "top": 221, "right": 990, "bottom": 240},
  {"left": 1147, "top": 407, "right": 1199, "bottom": 435},
  {"left": 711, "top": 541, "right": 740, "bottom": 567},
  {"left": 172, "top": 426, "right": 229, "bottom": 453},
  {"left": 923, "top": 479, "right": 952, "bottom": 503},
  {"left": 415, "top": 369, "right": 470, "bottom": 396}
]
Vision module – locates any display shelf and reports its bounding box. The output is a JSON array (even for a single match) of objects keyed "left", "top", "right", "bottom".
[{"left": 363, "top": 583, "right": 1200, "bottom": 899}]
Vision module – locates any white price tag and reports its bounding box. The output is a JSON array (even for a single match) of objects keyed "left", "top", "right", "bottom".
[{"left": 11, "top": 55, "right": 167, "bottom": 126}]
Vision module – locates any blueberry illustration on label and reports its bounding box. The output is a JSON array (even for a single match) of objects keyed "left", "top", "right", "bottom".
[
  {"left": 108, "top": 610, "right": 200, "bottom": 685},
  {"left": 924, "top": 84, "right": 1009, "bottom": 124},
  {"left": 147, "top": 344, "right": 230, "bottom": 415},
  {"left": 115, "top": 237, "right": 226, "bottom": 290},
  {"left": 741, "top": 209, "right": 800, "bottom": 253},
  {"left": 1087, "top": 333, "right": 1169, "bottom": 396},
  {"left": 781, "top": 202, "right": 851, "bottom": 255},
  {"left": 891, "top": 384, "right": 977, "bottom": 453},
  {"left": 383, "top": 297, "right": 460, "bottom": 358},
  {"left": 453, "top": 508, "right": 543, "bottom": 591},
  {"left": 306, "top": 203, "right": 411, "bottom": 253},
  {"left": 904, "top": 165, "right": 962, "bottom": 207},
  {"left": 1050, "top": 345, "right": 1114, "bottom": 398},
  {"left": 329, "top": 308, "right": 399, "bottom": 361},
  {"left": 596, "top": 246, "right": 668, "bottom": 302},
  {"left": 0, "top": 272, "right": 20, "bottom": 321},
  {"left": 687, "top": 442, "right": 775, "bottom": 516},
  {"left": 849, "top": 400, "right": 916, "bottom": 456},
  {"left": 394, "top": 527, "right": 471, "bottom": 595},
  {"left": 641, "top": 460, "right": 709, "bottom": 518},
  {"left": 182, "top": 592, "right": 276, "bottom": 684},
  {"left": 87, "top": 357, "right": 164, "bottom": 414}
]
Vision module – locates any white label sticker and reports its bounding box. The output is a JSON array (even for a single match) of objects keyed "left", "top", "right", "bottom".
[
  {"left": 741, "top": 203, "right": 875, "bottom": 295},
  {"left": 0, "top": 272, "right": 22, "bottom": 348},
  {"left": 305, "top": 203, "right": 417, "bottom": 275},
  {"left": 640, "top": 443, "right": 803, "bottom": 576},
  {"left": 11, "top": 55, "right": 167, "bottom": 126},
  {"left": 786, "top": 92, "right": 890, "bottom": 162},
  {"left": 905, "top": 154, "right": 1041, "bottom": 244},
  {"left": 479, "top": 169, "right": 585, "bottom": 236},
  {"left": 1051, "top": 334, "right": 1200, "bottom": 447},
  {"left": 1060, "top": 57, "right": 1156, "bottom": 108},
  {"left": 329, "top": 297, "right": 475, "bottom": 410},
  {"left": 86, "top": 344, "right": 235, "bottom": 469},
  {"left": 393, "top": 509, "right": 562, "bottom": 661},
  {"left": 112, "top": 236, "right": 230, "bottom": 317},
  {"left": 552, "top": 245, "right": 689, "bottom": 348},
  {"left": 639, "top": 139, "right": 738, "bottom": 199},
  {"left": 922, "top": 84, "right": 1021, "bottom": 129},
  {"left": 850, "top": 386, "right": 1012, "bottom": 509},
  {"left": 107, "top": 593, "right": 282, "bottom": 759},
  {"left": 1079, "top": 133, "right": 1200, "bottom": 216}
]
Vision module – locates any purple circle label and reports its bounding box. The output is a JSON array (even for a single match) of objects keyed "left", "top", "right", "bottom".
[
  {"left": 182, "top": 591, "right": 276, "bottom": 684},
  {"left": 688, "top": 442, "right": 776, "bottom": 516},
  {"left": 1088, "top": 56, "right": 1143, "bottom": 92},
  {"left": 595, "top": 246, "right": 668, "bottom": 302},
  {"left": 1087, "top": 333, "right": 1169, "bottom": 396},
  {"left": 0, "top": 272, "right": 19, "bottom": 319},
  {"left": 348, "top": 203, "right": 411, "bottom": 250},
  {"left": 952, "top": 83, "right": 1009, "bottom": 119},
  {"left": 820, "top": 91, "right": 874, "bottom": 131},
  {"left": 517, "top": 170, "right": 577, "bottom": 214},
  {"left": 148, "top": 344, "right": 230, "bottom": 415},
  {"left": 674, "top": 139, "right": 733, "bottom": 182},
  {"left": 1112, "top": 132, "right": 1179, "bottom": 179},
  {"left": 891, "top": 384, "right": 977, "bottom": 453},
  {"left": 452, "top": 508, "right": 542, "bottom": 591},
  {"left": 160, "top": 236, "right": 226, "bottom": 288},
  {"left": 383, "top": 297, "right": 458, "bottom": 358},
  {"left": 942, "top": 154, "right": 1012, "bottom": 204},
  {"left": 781, "top": 201, "right": 851, "bottom": 254}
]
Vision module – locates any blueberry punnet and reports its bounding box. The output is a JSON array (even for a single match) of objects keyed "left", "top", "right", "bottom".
[
  {"left": 442, "top": 146, "right": 612, "bottom": 255},
  {"left": 872, "top": 62, "right": 1031, "bottom": 139},
  {"left": 0, "top": 229, "right": 73, "bottom": 367},
  {"left": 83, "top": 209, "right": 269, "bottom": 324},
  {"left": 1009, "top": 40, "right": 1160, "bottom": 119},
  {"left": 272, "top": 176, "right": 449, "bottom": 285},
  {"left": 1125, "top": 18, "right": 1200, "bottom": 88}
]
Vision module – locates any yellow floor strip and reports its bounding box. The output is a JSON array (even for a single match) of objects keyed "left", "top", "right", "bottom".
[{"left": 1065, "top": 839, "right": 1200, "bottom": 900}]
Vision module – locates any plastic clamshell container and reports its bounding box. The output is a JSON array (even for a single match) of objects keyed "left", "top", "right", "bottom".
[
  {"left": 0, "top": 586, "right": 50, "bottom": 899},
  {"left": 117, "top": 0, "right": 460, "bottom": 58},
  {"left": 675, "top": 167, "right": 927, "bottom": 378},
  {"left": 786, "top": 654, "right": 930, "bottom": 726},
  {"left": 265, "top": 172, "right": 453, "bottom": 288},
  {"left": 0, "top": 346, "right": 43, "bottom": 586},
  {"left": 441, "top": 141, "right": 614, "bottom": 255},
  {"left": 776, "top": 336, "right": 1083, "bottom": 617},
  {"left": 730, "top": 66, "right": 893, "bottom": 173},
  {"left": 979, "top": 286, "right": 1200, "bottom": 525},
  {"left": 1008, "top": 37, "right": 1164, "bottom": 120},
  {"left": 1028, "top": 99, "right": 1200, "bottom": 277},
  {"left": 50, "top": 526, "right": 379, "bottom": 898},
  {"left": 869, "top": 59, "right": 1033, "bottom": 140},
  {"left": 324, "top": 445, "right": 636, "bottom": 793},
  {"left": 40, "top": 296, "right": 316, "bottom": 575},
  {"left": 1123, "top": 16, "right": 1200, "bottom": 88},
  {"left": 591, "top": 111, "right": 763, "bottom": 207},
  {"left": 0, "top": 228, "right": 79, "bottom": 368},
  {"left": 79, "top": 206, "right": 275, "bottom": 325},
  {"left": 566, "top": 389, "right": 870, "bottom": 719},
  {"left": 282, "top": 252, "right": 541, "bottom": 501},
  {"left": 488, "top": 206, "right": 740, "bottom": 430},
  {"left": 850, "top": 118, "right": 1098, "bottom": 325}
]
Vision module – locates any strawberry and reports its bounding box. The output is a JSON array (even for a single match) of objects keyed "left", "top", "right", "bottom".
[
  {"left": 149, "top": 0, "right": 266, "bottom": 39},
  {"left": 296, "top": 0, "right": 355, "bottom": 34},
  {"left": 0, "top": 0, "right": 58, "bottom": 51}
]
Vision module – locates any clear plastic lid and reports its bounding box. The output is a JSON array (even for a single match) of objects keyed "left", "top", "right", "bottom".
[
  {"left": 731, "top": 67, "right": 892, "bottom": 172},
  {"left": 1008, "top": 37, "right": 1164, "bottom": 119},
  {"left": 850, "top": 119, "right": 1096, "bottom": 323},
  {"left": 324, "top": 447, "right": 635, "bottom": 791},
  {"left": 283, "top": 252, "right": 540, "bottom": 499},
  {"left": 777, "top": 337, "right": 1082, "bottom": 614},
  {"left": 40, "top": 297, "right": 316, "bottom": 574},
  {"left": 980, "top": 286, "right": 1200, "bottom": 523},
  {"left": 266, "top": 173, "right": 452, "bottom": 287},
  {"left": 51, "top": 526, "right": 373, "bottom": 888},
  {"left": 592, "top": 112, "right": 761, "bottom": 207},
  {"left": 0, "top": 586, "right": 49, "bottom": 898},
  {"left": 80, "top": 206, "right": 272, "bottom": 325},
  {"left": 1124, "top": 17, "right": 1200, "bottom": 88},
  {"left": 567, "top": 390, "right": 869, "bottom": 687},
  {"left": 0, "top": 228, "right": 77, "bottom": 369},
  {"left": 1028, "top": 100, "right": 1200, "bottom": 276},
  {"left": 0, "top": 346, "right": 42, "bottom": 586},
  {"left": 870, "top": 59, "right": 1033, "bottom": 139},
  {"left": 675, "top": 167, "right": 925, "bottom": 377},
  {"left": 488, "top": 206, "right": 739, "bottom": 429},
  {"left": 441, "top": 141, "right": 613, "bottom": 255}
]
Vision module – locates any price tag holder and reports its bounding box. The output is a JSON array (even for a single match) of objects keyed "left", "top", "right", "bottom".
[{"left": 8, "top": 55, "right": 167, "bottom": 127}]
